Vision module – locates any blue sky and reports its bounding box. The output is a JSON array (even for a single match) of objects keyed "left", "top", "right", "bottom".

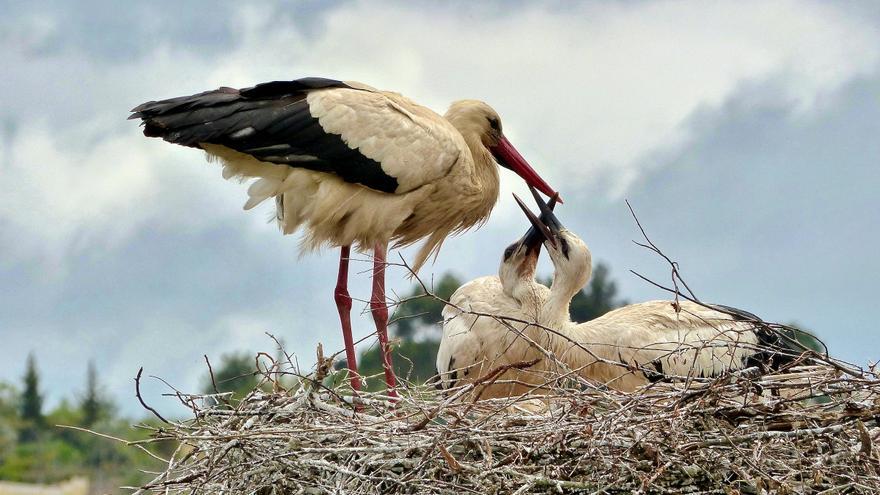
[{"left": 1, "top": 0, "right": 878, "bottom": 417}]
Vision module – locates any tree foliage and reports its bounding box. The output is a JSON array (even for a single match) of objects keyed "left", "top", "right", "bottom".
[
  {"left": 18, "top": 354, "right": 43, "bottom": 443},
  {"left": 570, "top": 262, "right": 628, "bottom": 322},
  {"left": 358, "top": 340, "right": 441, "bottom": 390},
  {"left": 391, "top": 272, "right": 462, "bottom": 340},
  {"left": 0, "top": 359, "right": 169, "bottom": 492},
  {"left": 782, "top": 323, "right": 826, "bottom": 354},
  {"left": 79, "top": 360, "right": 112, "bottom": 428},
  {"left": 0, "top": 382, "right": 19, "bottom": 466}
]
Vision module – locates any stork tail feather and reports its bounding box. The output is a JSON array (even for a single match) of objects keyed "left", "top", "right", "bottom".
[{"left": 244, "top": 178, "right": 282, "bottom": 210}]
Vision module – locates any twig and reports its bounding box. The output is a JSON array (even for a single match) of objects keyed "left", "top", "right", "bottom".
[{"left": 135, "top": 367, "right": 171, "bottom": 425}]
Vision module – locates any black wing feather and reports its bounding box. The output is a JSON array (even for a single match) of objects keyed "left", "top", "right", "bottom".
[
  {"left": 708, "top": 303, "right": 807, "bottom": 371},
  {"left": 130, "top": 77, "right": 399, "bottom": 193}
]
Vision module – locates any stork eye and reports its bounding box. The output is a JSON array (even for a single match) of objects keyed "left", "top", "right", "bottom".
[
  {"left": 503, "top": 244, "right": 516, "bottom": 261},
  {"left": 487, "top": 117, "right": 500, "bottom": 131}
]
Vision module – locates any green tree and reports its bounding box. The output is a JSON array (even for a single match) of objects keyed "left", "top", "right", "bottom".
[
  {"left": 358, "top": 340, "right": 442, "bottom": 388},
  {"left": 0, "top": 374, "right": 169, "bottom": 489},
  {"left": 0, "top": 382, "right": 19, "bottom": 465},
  {"left": 48, "top": 398, "right": 83, "bottom": 447},
  {"left": 79, "top": 360, "right": 112, "bottom": 428},
  {"left": 18, "top": 353, "right": 43, "bottom": 443},
  {"left": 202, "top": 352, "right": 259, "bottom": 401},
  {"left": 391, "top": 273, "right": 462, "bottom": 340},
  {"left": 570, "top": 262, "right": 627, "bottom": 322},
  {"left": 0, "top": 381, "right": 18, "bottom": 417}
]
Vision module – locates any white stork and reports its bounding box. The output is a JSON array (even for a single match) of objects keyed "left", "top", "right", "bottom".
[
  {"left": 436, "top": 196, "right": 559, "bottom": 398},
  {"left": 437, "top": 190, "right": 800, "bottom": 397},
  {"left": 130, "top": 77, "right": 559, "bottom": 395},
  {"left": 514, "top": 192, "right": 800, "bottom": 392}
]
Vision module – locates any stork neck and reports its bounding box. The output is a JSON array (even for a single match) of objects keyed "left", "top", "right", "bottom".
[
  {"left": 467, "top": 134, "right": 500, "bottom": 197},
  {"left": 542, "top": 281, "right": 575, "bottom": 328},
  {"left": 537, "top": 249, "right": 623, "bottom": 371},
  {"left": 511, "top": 279, "right": 546, "bottom": 319},
  {"left": 541, "top": 257, "right": 592, "bottom": 328}
]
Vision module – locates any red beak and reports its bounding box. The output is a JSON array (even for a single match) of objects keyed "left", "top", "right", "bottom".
[{"left": 491, "top": 136, "right": 561, "bottom": 203}]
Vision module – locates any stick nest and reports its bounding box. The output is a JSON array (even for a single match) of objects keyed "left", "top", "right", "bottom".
[{"left": 130, "top": 347, "right": 880, "bottom": 495}]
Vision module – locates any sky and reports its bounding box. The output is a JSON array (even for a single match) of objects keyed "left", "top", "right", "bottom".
[{"left": 1, "top": 0, "right": 878, "bottom": 417}]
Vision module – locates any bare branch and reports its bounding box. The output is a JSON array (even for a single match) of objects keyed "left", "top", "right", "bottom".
[{"left": 135, "top": 367, "right": 171, "bottom": 425}]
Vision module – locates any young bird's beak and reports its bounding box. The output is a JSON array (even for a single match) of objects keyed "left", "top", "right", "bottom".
[
  {"left": 528, "top": 186, "right": 564, "bottom": 237},
  {"left": 513, "top": 192, "right": 558, "bottom": 250}
]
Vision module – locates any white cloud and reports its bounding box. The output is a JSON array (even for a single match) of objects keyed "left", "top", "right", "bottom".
[
  {"left": 204, "top": 0, "right": 880, "bottom": 195},
  {"left": 2, "top": 0, "right": 877, "bottom": 274},
  {"left": 0, "top": 123, "right": 256, "bottom": 277},
  {"left": 0, "top": 126, "right": 155, "bottom": 271}
]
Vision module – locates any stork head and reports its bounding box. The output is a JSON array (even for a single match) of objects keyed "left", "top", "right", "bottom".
[
  {"left": 498, "top": 194, "right": 558, "bottom": 300},
  {"left": 514, "top": 187, "right": 592, "bottom": 293},
  {"left": 445, "top": 100, "right": 559, "bottom": 201}
]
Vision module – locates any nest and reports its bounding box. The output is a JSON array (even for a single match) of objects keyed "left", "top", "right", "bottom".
[
  {"left": 117, "top": 200, "right": 879, "bottom": 494},
  {"left": 127, "top": 342, "right": 880, "bottom": 495}
]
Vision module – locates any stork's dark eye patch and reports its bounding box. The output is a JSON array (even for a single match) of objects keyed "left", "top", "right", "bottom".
[
  {"left": 503, "top": 244, "right": 516, "bottom": 260},
  {"left": 487, "top": 117, "right": 500, "bottom": 131}
]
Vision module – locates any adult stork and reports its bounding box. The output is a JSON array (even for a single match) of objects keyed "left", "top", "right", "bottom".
[
  {"left": 130, "top": 77, "right": 559, "bottom": 394},
  {"left": 515, "top": 192, "right": 800, "bottom": 392}
]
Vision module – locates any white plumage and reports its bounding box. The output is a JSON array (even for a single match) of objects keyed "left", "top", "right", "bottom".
[
  {"left": 131, "top": 77, "right": 558, "bottom": 394},
  {"left": 545, "top": 300, "right": 762, "bottom": 392},
  {"left": 436, "top": 206, "right": 556, "bottom": 398},
  {"left": 198, "top": 89, "right": 481, "bottom": 263},
  {"left": 437, "top": 192, "right": 794, "bottom": 397},
  {"left": 306, "top": 89, "right": 461, "bottom": 194},
  {"left": 438, "top": 276, "right": 552, "bottom": 397}
]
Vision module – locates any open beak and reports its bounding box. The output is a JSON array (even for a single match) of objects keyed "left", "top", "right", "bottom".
[
  {"left": 513, "top": 191, "right": 560, "bottom": 252},
  {"left": 492, "top": 136, "right": 562, "bottom": 203},
  {"left": 529, "top": 185, "right": 564, "bottom": 237}
]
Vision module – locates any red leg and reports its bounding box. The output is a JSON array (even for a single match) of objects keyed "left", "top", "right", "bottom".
[
  {"left": 371, "top": 242, "right": 398, "bottom": 398},
  {"left": 334, "top": 246, "right": 361, "bottom": 392}
]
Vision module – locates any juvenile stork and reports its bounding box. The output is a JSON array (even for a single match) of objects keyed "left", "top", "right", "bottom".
[
  {"left": 437, "top": 196, "right": 557, "bottom": 397},
  {"left": 130, "top": 77, "right": 558, "bottom": 394},
  {"left": 517, "top": 192, "right": 799, "bottom": 392}
]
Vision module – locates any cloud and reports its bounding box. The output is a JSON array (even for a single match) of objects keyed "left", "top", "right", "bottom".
[
  {"left": 203, "top": 0, "right": 880, "bottom": 193},
  {"left": 2, "top": 0, "right": 879, "bottom": 415},
  {"left": 3, "top": 0, "right": 878, "bottom": 274},
  {"left": 548, "top": 75, "right": 880, "bottom": 364},
  {"left": 1, "top": 127, "right": 154, "bottom": 270}
]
